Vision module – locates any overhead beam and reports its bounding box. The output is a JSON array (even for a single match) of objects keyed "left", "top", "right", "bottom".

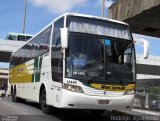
[
  {"left": 0, "top": 39, "right": 25, "bottom": 62},
  {"left": 137, "top": 64, "right": 160, "bottom": 75},
  {"left": 108, "top": 0, "right": 160, "bottom": 38}
]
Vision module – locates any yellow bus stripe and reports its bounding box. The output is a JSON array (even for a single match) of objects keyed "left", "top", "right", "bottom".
[
  {"left": 90, "top": 83, "right": 136, "bottom": 92},
  {"left": 9, "top": 62, "right": 34, "bottom": 84}
]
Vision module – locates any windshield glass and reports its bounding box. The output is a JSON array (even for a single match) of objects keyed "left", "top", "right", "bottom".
[
  {"left": 66, "top": 34, "right": 104, "bottom": 82},
  {"left": 66, "top": 33, "right": 135, "bottom": 84},
  {"left": 105, "top": 39, "right": 135, "bottom": 83}
]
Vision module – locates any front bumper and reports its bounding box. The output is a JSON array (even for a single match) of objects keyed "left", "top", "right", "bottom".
[{"left": 60, "top": 89, "right": 135, "bottom": 110}]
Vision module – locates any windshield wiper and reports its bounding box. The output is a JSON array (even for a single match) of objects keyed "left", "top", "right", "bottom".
[
  {"left": 86, "top": 78, "right": 93, "bottom": 84},
  {"left": 126, "top": 41, "right": 134, "bottom": 49}
]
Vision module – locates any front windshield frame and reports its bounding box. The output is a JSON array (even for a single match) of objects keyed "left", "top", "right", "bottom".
[{"left": 65, "top": 32, "right": 136, "bottom": 84}]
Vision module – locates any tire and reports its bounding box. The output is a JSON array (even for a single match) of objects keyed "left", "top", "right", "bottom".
[
  {"left": 19, "top": 98, "right": 26, "bottom": 103},
  {"left": 91, "top": 110, "right": 105, "bottom": 116},
  {"left": 11, "top": 88, "right": 18, "bottom": 102},
  {"left": 40, "top": 89, "right": 52, "bottom": 114},
  {"left": 11, "top": 91, "right": 14, "bottom": 102}
]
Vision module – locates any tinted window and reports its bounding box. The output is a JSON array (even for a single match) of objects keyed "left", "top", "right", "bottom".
[
  {"left": 52, "top": 18, "right": 64, "bottom": 45},
  {"left": 24, "top": 42, "right": 32, "bottom": 61},
  {"left": 18, "top": 35, "right": 25, "bottom": 41},
  {"left": 25, "top": 36, "right": 32, "bottom": 41},
  {"left": 39, "top": 27, "right": 51, "bottom": 55},
  {"left": 10, "top": 26, "right": 52, "bottom": 68},
  {"left": 52, "top": 17, "right": 64, "bottom": 82},
  {"left": 7, "top": 35, "right": 17, "bottom": 40},
  {"left": 31, "top": 37, "right": 39, "bottom": 59},
  {"left": 9, "top": 56, "right": 13, "bottom": 68}
]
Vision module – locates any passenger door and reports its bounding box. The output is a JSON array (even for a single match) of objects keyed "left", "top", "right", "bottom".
[{"left": 51, "top": 17, "right": 64, "bottom": 107}]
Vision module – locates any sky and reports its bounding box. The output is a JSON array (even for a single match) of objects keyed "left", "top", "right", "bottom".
[{"left": 0, "top": 0, "right": 160, "bottom": 68}]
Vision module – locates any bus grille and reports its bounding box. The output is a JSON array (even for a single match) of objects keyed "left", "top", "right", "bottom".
[{"left": 83, "top": 86, "right": 124, "bottom": 97}]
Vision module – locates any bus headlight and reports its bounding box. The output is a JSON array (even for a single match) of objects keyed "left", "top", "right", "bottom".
[
  {"left": 123, "top": 89, "right": 135, "bottom": 95},
  {"left": 63, "top": 84, "right": 84, "bottom": 93}
]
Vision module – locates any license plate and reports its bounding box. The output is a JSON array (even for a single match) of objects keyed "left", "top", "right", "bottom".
[{"left": 98, "top": 100, "right": 109, "bottom": 104}]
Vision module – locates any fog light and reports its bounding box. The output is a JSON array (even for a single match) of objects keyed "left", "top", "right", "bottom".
[{"left": 123, "top": 89, "right": 135, "bottom": 95}]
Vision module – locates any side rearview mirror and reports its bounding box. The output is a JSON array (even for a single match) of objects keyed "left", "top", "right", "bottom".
[
  {"left": 61, "top": 28, "right": 68, "bottom": 49},
  {"left": 134, "top": 39, "right": 149, "bottom": 59}
]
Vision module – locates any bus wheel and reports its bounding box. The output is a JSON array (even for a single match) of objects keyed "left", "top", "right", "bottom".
[
  {"left": 11, "top": 88, "right": 14, "bottom": 102},
  {"left": 91, "top": 110, "right": 105, "bottom": 116},
  {"left": 40, "top": 89, "right": 52, "bottom": 114},
  {"left": 12, "top": 88, "right": 18, "bottom": 102}
]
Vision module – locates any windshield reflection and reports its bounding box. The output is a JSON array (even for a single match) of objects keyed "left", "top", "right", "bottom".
[
  {"left": 65, "top": 33, "right": 135, "bottom": 83},
  {"left": 105, "top": 39, "right": 135, "bottom": 82},
  {"left": 66, "top": 34, "right": 104, "bottom": 81}
]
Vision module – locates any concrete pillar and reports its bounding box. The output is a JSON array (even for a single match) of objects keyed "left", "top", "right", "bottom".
[{"left": 145, "top": 92, "right": 149, "bottom": 108}]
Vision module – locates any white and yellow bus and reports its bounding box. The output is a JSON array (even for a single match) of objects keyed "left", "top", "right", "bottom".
[{"left": 9, "top": 13, "right": 149, "bottom": 114}]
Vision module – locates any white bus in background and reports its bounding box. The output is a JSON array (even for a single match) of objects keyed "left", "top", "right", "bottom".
[
  {"left": 6, "top": 32, "right": 33, "bottom": 41},
  {"left": 9, "top": 13, "right": 149, "bottom": 115}
]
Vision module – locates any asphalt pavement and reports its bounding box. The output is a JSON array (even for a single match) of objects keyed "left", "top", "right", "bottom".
[
  {"left": 0, "top": 97, "right": 110, "bottom": 121},
  {"left": 0, "top": 97, "right": 160, "bottom": 121}
]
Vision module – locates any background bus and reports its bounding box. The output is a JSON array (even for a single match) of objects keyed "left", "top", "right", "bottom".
[
  {"left": 9, "top": 13, "right": 149, "bottom": 115},
  {"left": 6, "top": 32, "right": 33, "bottom": 41}
]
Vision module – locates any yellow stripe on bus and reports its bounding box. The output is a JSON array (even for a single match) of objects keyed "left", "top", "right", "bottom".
[
  {"left": 9, "top": 74, "right": 33, "bottom": 83},
  {"left": 90, "top": 83, "right": 136, "bottom": 92},
  {"left": 9, "top": 61, "right": 34, "bottom": 84}
]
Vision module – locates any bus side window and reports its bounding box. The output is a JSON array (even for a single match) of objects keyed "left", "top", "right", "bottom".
[
  {"left": 20, "top": 48, "right": 24, "bottom": 63},
  {"left": 9, "top": 56, "right": 13, "bottom": 68},
  {"left": 39, "top": 26, "right": 52, "bottom": 56},
  {"left": 26, "top": 42, "right": 32, "bottom": 61},
  {"left": 31, "top": 38, "right": 39, "bottom": 59},
  {"left": 18, "top": 35, "right": 25, "bottom": 41},
  {"left": 11, "top": 55, "right": 16, "bottom": 68},
  {"left": 26, "top": 36, "right": 32, "bottom": 41},
  {"left": 16, "top": 50, "right": 21, "bottom": 65},
  {"left": 52, "top": 17, "right": 64, "bottom": 82}
]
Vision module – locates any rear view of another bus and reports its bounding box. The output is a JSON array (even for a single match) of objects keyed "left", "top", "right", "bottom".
[{"left": 6, "top": 32, "right": 33, "bottom": 41}]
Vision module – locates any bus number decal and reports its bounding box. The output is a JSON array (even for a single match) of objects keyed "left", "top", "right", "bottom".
[{"left": 67, "top": 80, "right": 77, "bottom": 85}]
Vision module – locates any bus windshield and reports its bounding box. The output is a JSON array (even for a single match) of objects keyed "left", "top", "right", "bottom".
[
  {"left": 65, "top": 16, "right": 135, "bottom": 84},
  {"left": 65, "top": 33, "right": 135, "bottom": 84}
]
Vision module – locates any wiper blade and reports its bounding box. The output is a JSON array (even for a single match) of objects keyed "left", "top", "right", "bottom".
[
  {"left": 105, "top": 78, "right": 129, "bottom": 85},
  {"left": 86, "top": 78, "right": 93, "bottom": 84},
  {"left": 127, "top": 41, "right": 134, "bottom": 49}
]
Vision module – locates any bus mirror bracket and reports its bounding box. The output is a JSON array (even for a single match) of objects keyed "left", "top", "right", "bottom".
[
  {"left": 61, "top": 28, "right": 68, "bottom": 49},
  {"left": 134, "top": 39, "right": 149, "bottom": 59}
]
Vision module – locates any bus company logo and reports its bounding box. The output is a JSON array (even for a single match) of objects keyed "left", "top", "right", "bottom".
[{"left": 101, "top": 85, "right": 126, "bottom": 91}]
